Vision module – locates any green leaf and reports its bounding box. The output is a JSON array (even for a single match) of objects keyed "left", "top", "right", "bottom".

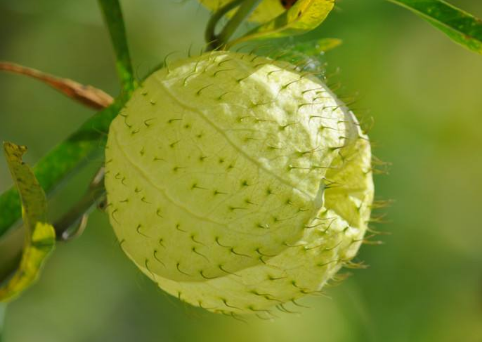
[
  {"left": 390, "top": 0, "right": 482, "bottom": 55},
  {"left": 0, "top": 143, "right": 55, "bottom": 303},
  {"left": 98, "top": 0, "right": 137, "bottom": 94},
  {"left": 290, "top": 37, "right": 342, "bottom": 55},
  {"left": 0, "top": 101, "right": 123, "bottom": 239},
  {"left": 216, "top": 0, "right": 263, "bottom": 46},
  {"left": 200, "top": 0, "right": 286, "bottom": 24},
  {"left": 232, "top": 0, "right": 335, "bottom": 45},
  {"left": 0, "top": 0, "right": 135, "bottom": 239},
  {"left": 268, "top": 38, "right": 342, "bottom": 70}
]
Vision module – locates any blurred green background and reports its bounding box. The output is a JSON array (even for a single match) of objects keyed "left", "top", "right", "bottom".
[{"left": 1, "top": 0, "right": 482, "bottom": 341}]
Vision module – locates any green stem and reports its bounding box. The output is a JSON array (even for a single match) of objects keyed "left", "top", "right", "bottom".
[
  {"left": 205, "top": 0, "right": 244, "bottom": 48},
  {"left": 98, "top": 0, "right": 137, "bottom": 95},
  {"left": 206, "top": 0, "right": 262, "bottom": 51},
  {"left": 54, "top": 168, "right": 106, "bottom": 241},
  {"left": 0, "top": 0, "right": 136, "bottom": 240},
  {"left": 0, "top": 100, "right": 123, "bottom": 239},
  {"left": 218, "top": 0, "right": 262, "bottom": 45}
]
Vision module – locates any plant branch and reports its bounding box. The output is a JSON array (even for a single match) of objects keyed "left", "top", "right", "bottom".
[
  {"left": 0, "top": 0, "right": 137, "bottom": 240},
  {"left": 206, "top": 0, "right": 262, "bottom": 51},
  {"left": 205, "top": 0, "right": 244, "bottom": 49},
  {"left": 218, "top": 0, "right": 262, "bottom": 46},
  {"left": 54, "top": 168, "right": 106, "bottom": 241},
  {"left": 98, "top": 0, "right": 137, "bottom": 95},
  {"left": 0, "top": 100, "right": 123, "bottom": 239}
]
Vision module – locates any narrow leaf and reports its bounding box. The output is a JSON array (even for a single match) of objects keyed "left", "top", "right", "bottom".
[
  {"left": 290, "top": 38, "right": 342, "bottom": 55},
  {"left": 0, "top": 143, "right": 55, "bottom": 303},
  {"left": 232, "top": 0, "right": 335, "bottom": 45},
  {"left": 0, "top": 222, "right": 55, "bottom": 302},
  {"left": 200, "top": 0, "right": 285, "bottom": 24},
  {"left": 0, "top": 0, "right": 135, "bottom": 240},
  {"left": 390, "top": 0, "right": 482, "bottom": 55},
  {"left": 269, "top": 38, "right": 342, "bottom": 70},
  {"left": 3, "top": 144, "right": 47, "bottom": 224},
  {"left": 98, "top": 0, "right": 137, "bottom": 94},
  {"left": 0, "top": 62, "right": 113, "bottom": 110}
]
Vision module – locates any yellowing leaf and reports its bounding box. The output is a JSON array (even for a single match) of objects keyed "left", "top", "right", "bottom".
[
  {"left": 233, "top": 0, "right": 335, "bottom": 45},
  {"left": 200, "top": 0, "right": 285, "bottom": 23},
  {"left": 0, "top": 142, "right": 55, "bottom": 303},
  {"left": 0, "top": 223, "right": 55, "bottom": 302}
]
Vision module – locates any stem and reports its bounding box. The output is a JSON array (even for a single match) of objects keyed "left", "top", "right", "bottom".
[
  {"left": 53, "top": 168, "right": 106, "bottom": 241},
  {"left": 206, "top": 0, "right": 262, "bottom": 51},
  {"left": 98, "top": 0, "right": 137, "bottom": 95},
  {"left": 218, "top": 0, "right": 262, "bottom": 45},
  {"left": 0, "top": 101, "right": 123, "bottom": 240},
  {"left": 205, "top": 0, "right": 244, "bottom": 48},
  {"left": 0, "top": 0, "right": 135, "bottom": 241}
]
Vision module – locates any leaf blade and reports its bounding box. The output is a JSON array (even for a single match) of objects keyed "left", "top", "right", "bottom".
[
  {"left": 267, "top": 38, "right": 341, "bottom": 70},
  {"left": 390, "top": 0, "right": 482, "bottom": 54},
  {"left": 0, "top": 0, "right": 135, "bottom": 239},
  {"left": 291, "top": 37, "right": 343, "bottom": 55},
  {"left": 3, "top": 143, "right": 47, "bottom": 224},
  {"left": 233, "top": 0, "right": 335, "bottom": 45},
  {"left": 0, "top": 143, "right": 55, "bottom": 303},
  {"left": 0, "top": 100, "right": 123, "bottom": 238}
]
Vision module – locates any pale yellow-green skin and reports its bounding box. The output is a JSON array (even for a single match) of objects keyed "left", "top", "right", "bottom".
[
  {"left": 105, "top": 51, "right": 374, "bottom": 316},
  {"left": 200, "top": 0, "right": 285, "bottom": 23}
]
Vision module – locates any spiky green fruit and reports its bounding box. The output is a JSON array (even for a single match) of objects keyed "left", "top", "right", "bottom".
[{"left": 105, "top": 51, "right": 374, "bottom": 316}]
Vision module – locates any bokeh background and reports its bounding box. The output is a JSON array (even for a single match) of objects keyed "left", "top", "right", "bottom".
[{"left": 1, "top": 0, "right": 481, "bottom": 341}]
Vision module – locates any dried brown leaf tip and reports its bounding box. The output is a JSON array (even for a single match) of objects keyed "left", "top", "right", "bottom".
[{"left": 0, "top": 62, "right": 113, "bottom": 110}]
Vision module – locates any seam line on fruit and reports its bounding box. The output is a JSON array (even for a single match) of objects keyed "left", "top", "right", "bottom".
[
  {"left": 156, "top": 76, "right": 317, "bottom": 202},
  {"left": 111, "top": 124, "right": 305, "bottom": 239}
]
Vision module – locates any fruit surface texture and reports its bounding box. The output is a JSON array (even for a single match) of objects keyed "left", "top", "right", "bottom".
[{"left": 105, "top": 51, "right": 374, "bottom": 315}]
